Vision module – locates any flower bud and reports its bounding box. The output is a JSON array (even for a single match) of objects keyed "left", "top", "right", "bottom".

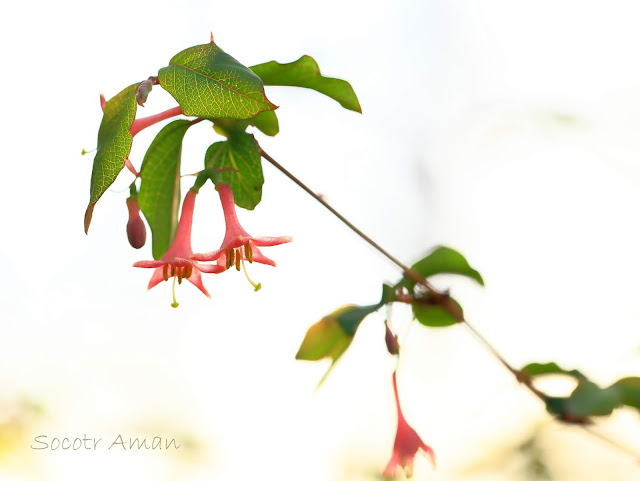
[
  {"left": 385, "top": 322, "right": 400, "bottom": 355},
  {"left": 126, "top": 197, "right": 146, "bottom": 249}
]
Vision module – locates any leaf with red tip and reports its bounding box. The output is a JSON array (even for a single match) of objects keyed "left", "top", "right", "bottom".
[
  {"left": 85, "top": 83, "right": 139, "bottom": 233},
  {"left": 158, "top": 42, "right": 277, "bottom": 119}
]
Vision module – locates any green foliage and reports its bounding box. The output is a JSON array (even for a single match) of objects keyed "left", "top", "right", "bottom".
[
  {"left": 523, "top": 362, "right": 640, "bottom": 422},
  {"left": 521, "top": 362, "right": 585, "bottom": 380},
  {"left": 138, "top": 120, "right": 193, "bottom": 259},
  {"left": 158, "top": 42, "right": 276, "bottom": 119},
  {"left": 205, "top": 131, "right": 263, "bottom": 210},
  {"left": 296, "top": 304, "right": 380, "bottom": 385},
  {"left": 399, "top": 246, "right": 484, "bottom": 289},
  {"left": 412, "top": 299, "right": 462, "bottom": 327},
  {"left": 212, "top": 110, "right": 279, "bottom": 138},
  {"left": 251, "top": 55, "right": 362, "bottom": 113},
  {"left": 85, "top": 83, "right": 139, "bottom": 233}
]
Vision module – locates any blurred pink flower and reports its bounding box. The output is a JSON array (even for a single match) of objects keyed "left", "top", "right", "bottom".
[{"left": 383, "top": 371, "right": 436, "bottom": 478}]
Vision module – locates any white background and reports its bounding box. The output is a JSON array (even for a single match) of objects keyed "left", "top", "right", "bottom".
[{"left": 0, "top": 0, "right": 639, "bottom": 479}]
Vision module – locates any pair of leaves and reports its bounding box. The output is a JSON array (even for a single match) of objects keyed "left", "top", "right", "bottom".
[
  {"left": 522, "top": 362, "right": 640, "bottom": 422},
  {"left": 402, "top": 246, "right": 483, "bottom": 327}
]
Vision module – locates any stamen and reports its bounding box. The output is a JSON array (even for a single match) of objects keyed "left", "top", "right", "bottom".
[
  {"left": 245, "top": 242, "right": 253, "bottom": 263},
  {"left": 170, "top": 265, "right": 176, "bottom": 277},
  {"left": 177, "top": 267, "right": 184, "bottom": 284},
  {"left": 241, "top": 257, "right": 262, "bottom": 292},
  {"left": 226, "top": 249, "right": 235, "bottom": 270},
  {"left": 184, "top": 264, "right": 193, "bottom": 279},
  {"left": 235, "top": 248, "right": 241, "bottom": 271},
  {"left": 171, "top": 276, "right": 179, "bottom": 308},
  {"left": 163, "top": 264, "right": 169, "bottom": 281}
]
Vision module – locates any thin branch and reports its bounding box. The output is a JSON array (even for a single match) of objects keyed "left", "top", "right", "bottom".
[{"left": 257, "top": 142, "right": 640, "bottom": 461}]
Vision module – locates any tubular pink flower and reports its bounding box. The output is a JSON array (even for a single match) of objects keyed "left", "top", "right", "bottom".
[
  {"left": 191, "top": 184, "right": 291, "bottom": 288},
  {"left": 383, "top": 371, "right": 436, "bottom": 479},
  {"left": 130, "top": 106, "right": 184, "bottom": 137},
  {"left": 133, "top": 190, "right": 225, "bottom": 305}
]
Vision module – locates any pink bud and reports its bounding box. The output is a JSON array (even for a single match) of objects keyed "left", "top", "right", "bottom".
[{"left": 126, "top": 197, "right": 146, "bottom": 249}]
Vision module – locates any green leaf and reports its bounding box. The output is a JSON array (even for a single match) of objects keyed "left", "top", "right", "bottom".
[
  {"left": 400, "top": 246, "right": 484, "bottom": 289},
  {"left": 251, "top": 55, "right": 362, "bottom": 113},
  {"left": 380, "top": 283, "right": 397, "bottom": 305},
  {"left": 296, "top": 304, "right": 379, "bottom": 386},
  {"left": 212, "top": 110, "right": 279, "bottom": 138},
  {"left": 611, "top": 377, "right": 640, "bottom": 409},
  {"left": 138, "top": 120, "right": 193, "bottom": 259},
  {"left": 205, "top": 131, "right": 263, "bottom": 210},
  {"left": 85, "top": 83, "right": 138, "bottom": 233},
  {"left": 158, "top": 42, "right": 276, "bottom": 119},
  {"left": 521, "top": 362, "right": 586, "bottom": 380},
  {"left": 565, "top": 382, "right": 621, "bottom": 419},
  {"left": 412, "top": 299, "right": 462, "bottom": 327}
]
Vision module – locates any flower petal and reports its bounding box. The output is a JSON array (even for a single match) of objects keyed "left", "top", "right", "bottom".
[
  {"left": 250, "top": 245, "right": 277, "bottom": 267},
  {"left": 187, "top": 269, "right": 211, "bottom": 298},
  {"left": 197, "top": 263, "right": 227, "bottom": 274},
  {"left": 133, "top": 260, "right": 166, "bottom": 268},
  {"left": 420, "top": 443, "right": 436, "bottom": 469},
  {"left": 250, "top": 235, "right": 293, "bottom": 247},
  {"left": 148, "top": 266, "right": 166, "bottom": 290},
  {"left": 191, "top": 249, "right": 224, "bottom": 262}
]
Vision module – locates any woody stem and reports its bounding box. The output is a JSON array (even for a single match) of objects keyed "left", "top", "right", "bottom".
[{"left": 256, "top": 142, "right": 637, "bottom": 460}]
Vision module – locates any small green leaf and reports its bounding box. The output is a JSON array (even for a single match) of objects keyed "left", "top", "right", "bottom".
[
  {"left": 205, "top": 131, "right": 263, "bottom": 210},
  {"left": 85, "top": 83, "right": 139, "bottom": 233},
  {"left": 212, "top": 110, "right": 279, "bottom": 138},
  {"left": 412, "top": 299, "right": 462, "bottom": 327},
  {"left": 296, "top": 304, "right": 379, "bottom": 386},
  {"left": 400, "top": 246, "right": 484, "bottom": 289},
  {"left": 611, "top": 377, "right": 640, "bottom": 409},
  {"left": 250, "top": 110, "right": 279, "bottom": 136},
  {"left": 251, "top": 55, "right": 362, "bottom": 113},
  {"left": 521, "top": 362, "right": 586, "bottom": 380},
  {"left": 138, "top": 120, "right": 193, "bottom": 259},
  {"left": 158, "top": 42, "right": 276, "bottom": 119}
]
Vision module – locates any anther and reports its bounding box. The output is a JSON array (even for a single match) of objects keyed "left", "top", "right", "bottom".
[
  {"left": 226, "top": 249, "right": 235, "bottom": 270},
  {"left": 163, "top": 264, "right": 169, "bottom": 281},
  {"left": 245, "top": 242, "right": 253, "bottom": 263}
]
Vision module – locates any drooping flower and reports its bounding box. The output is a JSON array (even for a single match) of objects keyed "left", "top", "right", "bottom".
[
  {"left": 191, "top": 183, "right": 292, "bottom": 291},
  {"left": 383, "top": 371, "right": 436, "bottom": 478},
  {"left": 133, "top": 189, "right": 225, "bottom": 306}
]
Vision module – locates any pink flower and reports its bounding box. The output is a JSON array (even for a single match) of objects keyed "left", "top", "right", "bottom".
[
  {"left": 133, "top": 190, "right": 225, "bottom": 306},
  {"left": 383, "top": 371, "right": 436, "bottom": 478},
  {"left": 191, "top": 184, "right": 291, "bottom": 291}
]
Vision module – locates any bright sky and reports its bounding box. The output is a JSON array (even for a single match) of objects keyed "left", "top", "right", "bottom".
[{"left": 1, "top": 1, "right": 639, "bottom": 480}]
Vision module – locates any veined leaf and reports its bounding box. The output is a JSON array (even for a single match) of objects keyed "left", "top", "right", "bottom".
[
  {"left": 205, "top": 131, "right": 263, "bottom": 210},
  {"left": 413, "top": 299, "right": 462, "bottom": 327},
  {"left": 138, "top": 120, "right": 193, "bottom": 259},
  {"left": 251, "top": 55, "right": 361, "bottom": 113},
  {"left": 158, "top": 42, "right": 276, "bottom": 119},
  {"left": 85, "top": 83, "right": 139, "bottom": 233}
]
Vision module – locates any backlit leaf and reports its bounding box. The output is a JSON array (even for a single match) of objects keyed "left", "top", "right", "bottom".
[
  {"left": 159, "top": 42, "right": 276, "bottom": 119},
  {"left": 85, "top": 83, "right": 138, "bottom": 233}
]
